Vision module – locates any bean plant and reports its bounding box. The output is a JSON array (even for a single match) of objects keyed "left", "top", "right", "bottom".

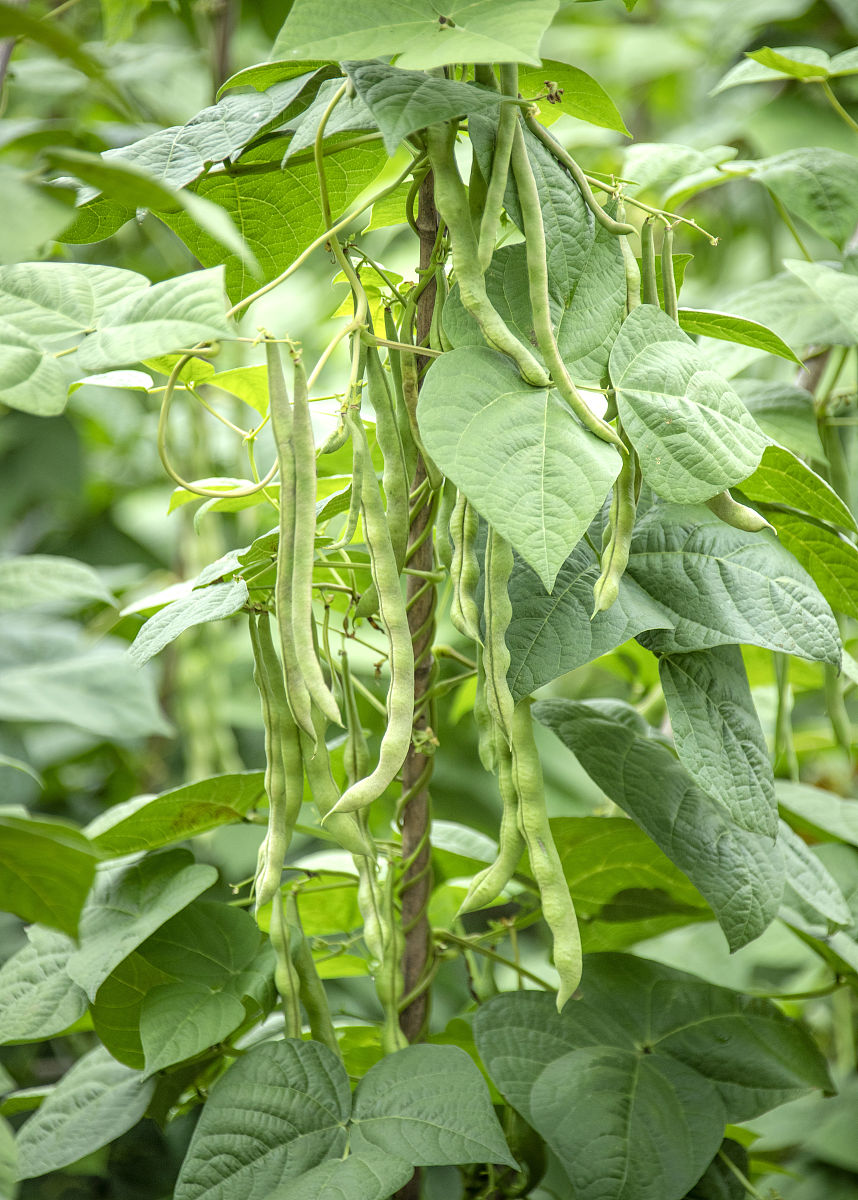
[{"left": 4, "top": 1, "right": 858, "bottom": 1198}]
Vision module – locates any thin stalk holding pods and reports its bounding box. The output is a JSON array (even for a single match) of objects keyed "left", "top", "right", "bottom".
[
  {"left": 477, "top": 63, "right": 519, "bottom": 272},
  {"left": 509, "top": 118, "right": 624, "bottom": 450},
  {"left": 821, "top": 78, "right": 858, "bottom": 136},
  {"left": 424, "top": 119, "right": 550, "bottom": 387},
  {"left": 716, "top": 1150, "right": 768, "bottom": 1200},
  {"left": 158, "top": 353, "right": 279, "bottom": 497},
  {"left": 768, "top": 190, "right": 813, "bottom": 260},
  {"left": 433, "top": 929, "right": 553, "bottom": 991}
]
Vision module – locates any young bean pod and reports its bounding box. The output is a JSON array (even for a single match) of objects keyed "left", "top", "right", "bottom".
[
  {"left": 705, "top": 490, "right": 774, "bottom": 533},
  {"left": 435, "top": 477, "right": 457, "bottom": 572},
  {"left": 270, "top": 896, "right": 303, "bottom": 1039},
  {"left": 288, "top": 346, "right": 342, "bottom": 727},
  {"left": 266, "top": 338, "right": 316, "bottom": 744},
  {"left": 477, "top": 65, "right": 519, "bottom": 273},
  {"left": 661, "top": 223, "right": 679, "bottom": 321},
  {"left": 592, "top": 436, "right": 638, "bottom": 616},
  {"left": 640, "top": 218, "right": 660, "bottom": 308},
  {"left": 300, "top": 704, "right": 376, "bottom": 857},
  {"left": 286, "top": 891, "right": 340, "bottom": 1057},
  {"left": 341, "top": 649, "right": 370, "bottom": 787},
  {"left": 384, "top": 307, "right": 418, "bottom": 479},
  {"left": 458, "top": 736, "right": 525, "bottom": 914},
  {"left": 329, "top": 412, "right": 415, "bottom": 815},
  {"left": 449, "top": 492, "right": 483, "bottom": 644},
  {"left": 511, "top": 701, "right": 582, "bottom": 1010},
  {"left": 617, "top": 202, "right": 641, "bottom": 315},
  {"left": 474, "top": 645, "right": 498, "bottom": 772},
  {"left": 482, "top": 527, "right": 515, "bottom": 746}
]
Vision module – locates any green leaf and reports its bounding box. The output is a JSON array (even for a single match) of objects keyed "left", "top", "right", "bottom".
[
  {"left": 174, "top": 1040, "right": 350, "bottom": 1200},
  {"left": 100, "top": 0, "right": 155, "bottom": 41},
  {"left": 268, "top": 1149, "right": 413, "bottom": 1200},
  {"left": 0, "top": 320, "right": 77, "bottom": 416},
  {"left": 659, "top": 645, "right": 777, "bottom": 838},
  {"left": 0, "top": 165, "right": 76, "bottom": 265},
  {"left": 738, "top": 443, "right": 857, "bottom": 532},
  {"left": 217, "top": 59, "right": 335, "bottom": 98},
  {"left": 0, "top": 927, "right": 88, "bottom": 1044},
  {"left": 85, "top": 771, "right": 265, "bottom": 855},
  {"left": 627, "top": 500, "right": 841, "bottom": 665},
  {"left": 417, "top": 346, "right": 620, "bottom": 591},
  {"left": 140, "top": 982, "right": 246, "bottom": 1077},
  {"left": 518, "top": 59, "right": 629, "bottom": 134},
  {"left": 128, "top": 579, "right": 249, "bottom": 667},
  {"left": 139, "top": 902, "right": 266, "bottom": 986},
  {"left": 0, "top": 816, "right": 98, "bottom": 938},
  {"left": 293, "top": 874, "right": 362, "bottom": 936},
  {"left": 160, "top": 140, "right": 387, "bottom": 302},
  {"left": 0, "top": 262, "right": 147, "bottom": 341},
  {"left": 0, "top": 555, "right": 114, "bottom": 612},
  {"left": 534, "top": 700, "right": 783, "bottom": 950},
  {"left": 547, "top": 817, "right": 710, "bottom": 952},
  {"left": 475, "top": 955, "right": 830, "bottom": 1200},
  {"left": 60, "top": 193, "right": 134, "bottom": 245},
  {"left": 103, "top": 75, "right": 325, "bottom": 190},
  {"left": 678, "top": 309, "right": 801, "bottom": 364},
  {"left": 784, "top": 257, "right": 858, "bottom": 340},
  {"left": 207, "top": 364, "right": 270, "bottom": 415},
  {"left": 273, "top": 0, "right": 559, "bottom": 70},
  {"left": 352, "top": 1044, "right": 515, "bottom": 1167},
  {"left": 778, "top": 780, "right": 858, "bottom": 847},
  {"left": 609, "top": 306, "right": 767, "bottom": 504},
  {"left": 345, "top": 61, "right": 503, "bottom": 153},
  {"left": 778, "top": 820, "right": 852, "bottom": 927},
  {"left": 746, "top": 46, "right": 831, "bottom": 79},
  {"left": 67, "top": 850, "right": 217, "bottom": 1000},
  {"left": 75, "top": 268, "right": 231, "bottom": 371},
  {"left": 689, "top": 1139, "right": 748, "bottom": 1200},
  {"left": 504, "top": 537, "right": 673, "bottom": 701},
  {"left": 0, "top": 1115, "right": 15, "bottom": 1200},
  {"left": 767, "top": 510, "right": 858, "bottom": 621},
  {"left": 90, "top": 951, "right": 175, "bottom": 1069},
  {"left": 735, "top": 381, "right": 823, "bottom": 461},
  {"left": 753, "top": 151, "right": 858, "bottom": 248},
  {"left": 15, "top": 1046, "right": 156, "bottom": 1180},
  {"left": 712, "top": 46, "right": 832, "bottom": 93},
  {"left": 281, "top": 78, "right": 377, "bottom": 160}
]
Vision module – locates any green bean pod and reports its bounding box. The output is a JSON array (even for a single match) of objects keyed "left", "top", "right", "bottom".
[
  {"left": 435, "top": 477, "right": 457, "bottom": 572},
  {"left": 640, "top": 218, "right": 659, "bottom": 307},
  {"left": 341, "top": 650, "right": 370, "bottom": 787},
  {"left": 266, "top": 338, "right": 316, "bottom": 744},
  {"left": 477, "top": 65, "right": 519, "bottom": 273},
  {"left": 592, "top": 439, "right": 638, "bottom": 616},
  {"left": 384, "top": 307, "right": 418, "bottom": 479},
  {"left": 325, "top": 412, "right": 364, "bottom": 553},
  {"left": 425, "top": 120, "right": 550, "bottom": 389},
  {"left": 286, "top": 891, "right": 340, "bottom": 1057},
  {"left": 512, "top": 701, "right": 582, "bottom": 1010},
  {"left": 300, "top": 704, "right": 376, "bottom": 857},
  {"left": 288, "top": 347, "right": 342, "bottom": 727},
  {"left": 474, "top": 645, "right": 498, "bottom": 773},
  {"left": 329, "top": 412, "right": 415, "bottom": 815},
  {"left": 617, "top": 202, "right": 641, "bottom": 315},
  {"left": 379, "top": 863, "right": 408, "bottom": 1054},
  {"left": 482, "top": 527, "right": 515, "bottom": 746},
  {"left": 661, "top": 224, "right": 678, "bottom": 321},
  {"left": 705, "top": 489, "right": 774, "bottom": 533},
  {"left": 509, "top": 122, "right": 624, "bottom": 451},
  {"left": 270, "top": 896, "right": 302, "bottom": 1039},
  {"left": 449, "top": 493, "right": 482, "bottom": 644},
  {"left": 457, "top": 736, "right": 525, "bottom": 914}
]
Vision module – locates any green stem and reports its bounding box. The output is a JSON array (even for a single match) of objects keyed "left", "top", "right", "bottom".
[
  {"left": 768, "top": 190, "right": 812, "bottom": 260},
  {"left": 821, "top": 78, "right": 858, "bottom": 136},
  {"left": 433, "top": 929, "right": 553, "bottom": 990}
]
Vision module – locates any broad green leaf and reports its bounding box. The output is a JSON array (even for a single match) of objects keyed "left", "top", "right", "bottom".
[
  {"left": 15, "top": 1046, "right": 155, "bottom": 1179},
  {"left": 0, "top": 320, "right": 77, "bottom": 416},
  {"left": 0, "top": 262, "right": 148, "bottom": 341},
  {"left": 0, "top": 754, "right": 41, "bottom": 786},
  {"left": 623, "top": 143, "right": 738, "bottom": 196},
  {"left": 103, "top": 75, "right": 325, "bottom": 190},
  {"left": 90, "top": 952, "right": 175, "bottom": 1070},
  {"left": 67, "top": 850, "right": 217, "bottom": 1000},
  {"left": 609, "top": 306, "right": 767, "bottom": 504},
  {"left": 351, "top": 1044, "right": 515, "bottom": 1167},
  {"left": 100, "top": 0, "right": 154, "bottom": 40},
  {"left": 678, "top": 309, "right": 801, "bottom": 364},
  {"left": 0, "top": 816, "right": 98, "bottom": 938},
  {"left": 735, "top": 381, "right": 823, "bottom": 461},
  {"left": 174, "top": 1040, "right": 350, "bottom": 1200},
  {"left": 293, "top": 875, "right": 361, "bottom": 936},
  {"left": 747, "top": 46, "right": 831, "bottom": 79},
  {"left": 0, "top": 555, "right": 114, "bottom": 612},
  {"left": 85, "top": 771, "right": 265, "bottom": 855},
  {"left": 273, "top": 0, "right": 559, "bottom": 70},
  {"left": 504, "top": 537, "right": 672, "bottom": 701},
  {"left": 753, "top": 151, "right": 858, "bottom": 248},
  {"left": 627, "top": 500, "right": 841, "bottom": 665},
  {"left": 268, "top": 1148, "right": 413, "bottom": 1200},
  {"left": 128, "top": 579, "right": 249, "bottom": 667},
  {"left": 778, "top": 820, "right": 852, "bottom": 927},
  {"left": 519, "top": 59, "right": 629, "bottom": 134},
  {"left": 0, "top": 165, "right": 75, "bottom": 265},
  {"left": 417, "top": 346, "right": 620, "bottom": 591},
  {"left": 547, "top": 817, "right": 710, "bottom": 952},
  {"left": 0, "top": 619, "right": 171, "bottom": 739},
  {"left": 161, "top": 140, "right": 388, "bottom": 302},
  {"left": 345, "top": 61, "right": 504, "bottom": 153},
  {"left": 778, "top": 843, "right": 858, "bottom": 977},
  {"left": 281, "top": 78, "right": 377, "bottom": 160},
  {"left": 75, "top": 268, "right": 231, "bottom": 371},
  {"left": 0, "top": 1115, "right": 14, "bottom": 1200},
  {"left": 217, "top": 59, "right": 335, "bottom": 98},
  {"left": 535, "top": 699, "right": 783, "bottom": 950},
  {"left": 60, "top": 193, "right": 133, "bottom": 244},
  {"left": 659, "top": 645, "right": 777, "bottom": 838},
  {"left": 768, "top": 510, "right": 858, "bottom": 621},
  {"left": 712, "top": 46, "right": 831, "bottom": 93},
  {"left": 784, "top": 257, "right": 858, "bottom": 340},
  {"left": 140, "top": 982, "right": 246, "bottom": 1077},
  {"left": 689, "top": 1139, "right": 748, "bottom": 1200},
  {"left": 207, "top": 364, "right": 270, "bottom": 415},
  {"left": 139, "top": 902, "right": 266, "bottom": 986},
  {"left": 0, "top": 928, "right": 87, "bottom": 1044},
  {"left": 831, "top": 45, "right": 858, "bottom": 75},
  {"left": 778, "top": 780, "right": 858, "bottom": 847},
  {"left": 739, "top": 444, "right": 857, "bottom": 532}
]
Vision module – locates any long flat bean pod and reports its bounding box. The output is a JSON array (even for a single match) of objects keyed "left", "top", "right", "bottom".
[
  {"left": 660, "top": 223, "right": 679, "bottom": 321},
  {"left": 640, "top": 218, "right": 660, "bottom": 307},
  {"left": 288, "top": 347, "right": 342, "bottom": 727},
  {"left": 270, "top": 896, "right": 302, "bottom": 1039},
  {"left": 512, "top": 701, "right": 582, "bottom": 1009},
  {"left": 458, "top": 736, "right": 525, "bottom": 914},
  {"left": 265, "top": 338, "right": 316, "bottom": 743},
  {"left": 482, "top": 527, "right": 515, "bottom": 746},
  {"left": 592, "top": 433, "right": 638, "bottom": 616},
  {"left": 329, "top": 412, "right": 415, "bottom": 815},
  {"left": 301, "top": 704, "right": 376, "bottom": 857},
  {"left": 449, "top": 493, "right": 482, "bottom": 644},
  {"left": 425, "top": 120, "right": 550, "bottom": 388},
  {"left": 286, "top": 891, "right": 340, "bottom": 1057},
  {"left": 509, "top": 122, "right": 624, "bottom": 451},
  {"left": 474, "top": 645, "right": 498, "bottom": 773},
  {"left": 477, "top": 65, "right": 519, "bottom": 272}
]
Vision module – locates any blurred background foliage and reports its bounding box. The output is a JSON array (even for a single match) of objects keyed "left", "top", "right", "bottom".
[{"left": 4, "top": 0, "right": 858, "bottom": 1196}]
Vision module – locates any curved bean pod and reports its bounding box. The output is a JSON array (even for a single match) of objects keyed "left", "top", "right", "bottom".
[
  {"left": 592, "top": 436, "right": 638, "bottom": 616},
  {"left": 705, "top": 490, "right": 773, "bottom": 533},
  {"left": 482, "top": 527, "right": 515, "bottom": 746},
  {"left": 457, "top": 736, "right": 525, "bottom": 914}
]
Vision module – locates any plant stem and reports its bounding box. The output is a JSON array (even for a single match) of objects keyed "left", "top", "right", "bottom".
[{"left": 821, "top": 79, "right": 858, "bottom": 136}]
